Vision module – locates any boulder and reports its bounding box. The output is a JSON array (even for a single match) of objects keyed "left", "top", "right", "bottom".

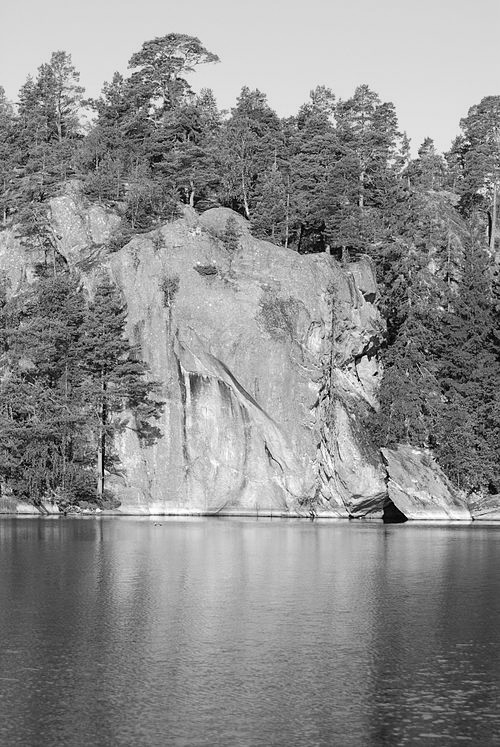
[
  {"left": 381, "top": 446, "right": 471, "bottom": 521},
  {"left": 468, "top": 493, "right": 500, "bottom": 521}
]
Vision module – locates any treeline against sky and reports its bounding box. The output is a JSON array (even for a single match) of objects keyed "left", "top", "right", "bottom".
[{"left": 0, "top": 33, "right": 499, "bottom": 505}]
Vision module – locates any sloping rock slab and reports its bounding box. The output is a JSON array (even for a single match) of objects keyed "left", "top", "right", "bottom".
[
  {"left": 468, "top": 493, "right": 500, "bottom": 521},
  {"left": 0, "top": 496, "right": 40, "bottom": 514},
  {"left": 382, "top": 446, "right": 471, "bottom": 521}
]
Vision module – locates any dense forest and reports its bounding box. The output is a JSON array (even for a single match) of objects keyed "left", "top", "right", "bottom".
[{"left": 0, "top": 33, "right": 499, "bottom": 508}]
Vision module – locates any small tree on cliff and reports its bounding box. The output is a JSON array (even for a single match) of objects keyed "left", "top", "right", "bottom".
[
  {"left": 222, "top": 215, "right": 240, "bottom": 252},
  {"left": 78, "top": 276, "right": 162, "bottom": 497}
]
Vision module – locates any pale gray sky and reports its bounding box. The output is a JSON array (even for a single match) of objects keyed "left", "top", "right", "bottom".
[{"left": 1, "top": 0, "right": 498, "bottom": 153}]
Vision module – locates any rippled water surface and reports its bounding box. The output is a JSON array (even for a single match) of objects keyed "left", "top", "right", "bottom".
[{"left": 0, "top": 518, "right": 499, "bottom": 746}]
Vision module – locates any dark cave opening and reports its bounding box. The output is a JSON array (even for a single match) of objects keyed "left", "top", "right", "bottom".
[{"left": 382, "top": 499, "right": 408, "bottom": 524}]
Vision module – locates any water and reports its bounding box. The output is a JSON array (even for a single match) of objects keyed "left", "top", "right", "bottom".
[{"left": 0, "top": 518, "right": 499, "bottom": 746}]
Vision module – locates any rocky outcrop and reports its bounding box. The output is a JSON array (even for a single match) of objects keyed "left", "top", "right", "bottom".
[
  {"left": 105, "top": 207, "right": 386, "bottom": 515},
  {"left": 468, "top": 493, "right": 500, "bottom": 521},
  {"left": 2, "top": 189, "right": 494, "bottom": 519},
  {"left": 1, "top": 193, "right": 385, "bottom": 515},
  {"left": 50, "top": 183, "right": 120, "bottom": 269},
  {"left": 381, "top": 446, "right": 471, "bottom": 521}
]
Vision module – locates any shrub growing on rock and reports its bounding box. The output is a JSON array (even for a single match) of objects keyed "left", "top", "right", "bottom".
[
  {"left": 258, "top": 293, "right": 300, "bottom": 341},
  {"left": 222, "top": 216, "right": 240, "bottom": 252},
  {"left": 159, "top": 274, "right": 180, "bottom": 307}
]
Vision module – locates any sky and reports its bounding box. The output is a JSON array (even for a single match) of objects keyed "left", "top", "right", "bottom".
[{"left": 1, "top": 0, "right": 499, "bottom": 154}]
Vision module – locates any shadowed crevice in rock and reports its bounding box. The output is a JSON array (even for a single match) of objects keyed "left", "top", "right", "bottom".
[
  {"left": 382, "top": 498, "right": 408, "bottom": 523},
  {"left": 175, "top": 355, "right": 189, "bottom": 465}
]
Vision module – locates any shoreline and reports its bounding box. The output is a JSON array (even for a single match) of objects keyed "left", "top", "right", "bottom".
[{"left": 1, "top": 511, "right": 499, "bottom": 524}]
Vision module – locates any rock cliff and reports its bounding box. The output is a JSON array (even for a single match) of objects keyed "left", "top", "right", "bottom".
[
  {"left": 107, "top": 206, "right": 387, "bottom": 516},
  {"left": 0, "top": 188, "right": 491, "bottom": 520}
]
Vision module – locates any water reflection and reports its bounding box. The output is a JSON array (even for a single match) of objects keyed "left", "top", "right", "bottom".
[{"left": 0, "top": 518, "right": 499, "bottom": 745}]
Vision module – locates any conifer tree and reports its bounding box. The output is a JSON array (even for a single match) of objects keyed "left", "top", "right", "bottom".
[
  {"left": 127, "top": 33, "right": 219, "bottom": 116},
  {"left": 434, "top": 232, "right": 500, "bottom": 490},
  {"left": 219, "top": 87, "right": 282, "bottom": 219},
  {"left": 78, "top": 276, "right": 162, "bottom": 496},
  {"left": 454, "top": 96, "right": 500, "bottom": 252},
  {"left": 0, "top": 87, "right": 17, "bottom": 224}
]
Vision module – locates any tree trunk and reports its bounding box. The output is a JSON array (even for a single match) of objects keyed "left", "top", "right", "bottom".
[
  {"left": 97, "top": 422, "right": 104, "bottom": 497},
  {"left": 241, "top": 171, "right": 250, "bottom": 219},
  {"left": 490, "top": 182, "right": 498, "bottom": 257},
  {"left": 297, "top": 224, "right": 304, "bottom": 253},
  {"left": 56, "top": 98, "right": 63, "bottom": 143},
  {"left": 284, "top": 176, "right": 290, "bottom": 249},
  {"left": 97, "top": 378, "right": 106, "bottom": 497},
  {"left": 358, "top": 170, "right": 365, "bottom": 209}
]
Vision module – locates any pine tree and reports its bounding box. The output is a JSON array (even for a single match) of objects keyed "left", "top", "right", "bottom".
[
  {"left": 408, "top": 138, "right": 446, "bottom": 191},
  {"left": 218, "top": 87, "right": 283, "bottom": 219},
  {"left": 127, "top": 33, "right": 219, "bottom": 116},
  {"left": 0, "top": 276, "right": 90, "bottom": 502},
  {"left": 373, "top": 237, "right": 443, "bottom": 447},
  {"left": 78, "top": 276, "right": 162, "bottom": 496},
  {"left": 287, "top": 96, "right": 339, "bottom": 251},
  {"left": 0, "top": 87, "right": 18, "bottom": 225},
  {"left": 454, "top": 96, "right": 500, "bottom": 252},
  {"left": 434, "top": 231, "right": 500, "bottom": 490}
]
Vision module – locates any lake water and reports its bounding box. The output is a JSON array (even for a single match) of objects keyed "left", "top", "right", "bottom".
[{"left": 0, "top": 518, "right": 499, "bottom": 746}]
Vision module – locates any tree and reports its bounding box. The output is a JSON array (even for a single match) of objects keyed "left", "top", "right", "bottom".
[
  {"left": 373, "top": 234, "right": 443, "bottom": 447},
  {"left": 408, "top": 138, "right": 446, "bottom": 191},
  {"left": 151, "top": 92, "right": 222, "bottom": 208},
  {"left": 434, "top": 232, "right": 500, "bottom": 491},
  {"left": 222, "top": 215, "right": 241, "bottom": 252},
  {"left": 78, "top": 277, "right": 162, "bottom": 496},
  {"left": 127, "top": 33, "right": 219, "bottom": 116},
  {"left": 0, "top": 273, "right": 163, "bottom": 505},
  {"left": 286, "top": 96, "right": 339, "bottom": 251},
  {"left": 218, "top": 87, "right": 282, "bottom": 219},
  {"left": 0, "top": 87, "right": 17, "bottom": 224},
  {"left": 455, "top": 96, "right": 500, "bottom": 252},
  {"left": 17, "top": 51, "right": 84, "bottom": 146},
  {"left": 335, "top": 85, "right": 400, "bottom": 211},
  {"left": 39, "top": 51, "right": 85, "bottom": 142},
  {"left": 252, "top": 164, "right": 288, "bottom": 244},
  {"left": 0, "top": 276, "right": 90, "bottom": 503}
]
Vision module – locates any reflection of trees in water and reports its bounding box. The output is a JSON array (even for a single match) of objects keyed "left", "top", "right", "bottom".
[{"left": 366, "top": 527, "right": 500, "bottom": 744}]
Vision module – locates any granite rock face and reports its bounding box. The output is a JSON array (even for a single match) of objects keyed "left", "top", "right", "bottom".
[
  {"left": 381, "top": 446, "right": 471, "bottom": 521},
  {"left": 2, "top": 192, "right": 491, "bottom": 519},
  {"left": 107, "top": 207, "right": 386, "bottom": 514},
  {"left": 468, "top": 493, "right": 500, "bottom": 521},
  {"left": 0, "top": 195, "right": 385, "bottom": 515}
]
